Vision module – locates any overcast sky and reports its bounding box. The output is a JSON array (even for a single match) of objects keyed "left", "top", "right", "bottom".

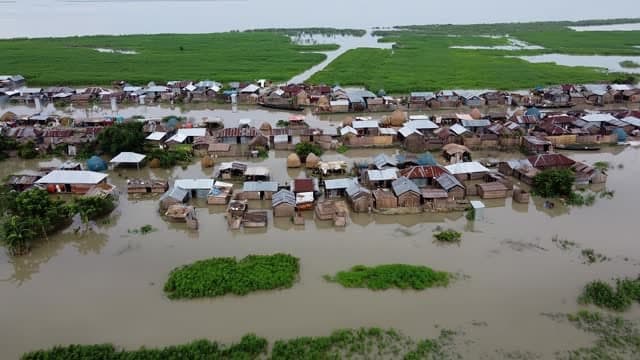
[{"left": 1, "top": 0, "right": 639, "bottom": 38}]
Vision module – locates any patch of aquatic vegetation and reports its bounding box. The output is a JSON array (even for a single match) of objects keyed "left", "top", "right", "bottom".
[
  {"left": 552, "top": 235, "right": 579, "bottom": 250},
  {"left": 23, "top": 328, "right": 461, "bottom": 360},
  {"left": 501, "top": 239, "right": 548, "bottom": 253},
  {"left": 545, "top": 310, "right": 640, "bottom": 359},
  {"left": 127, "top": 224, "right": 156, "bottom": 235},
  {"left": 551, "top": 235, "right": 610, "bottom": 265},
  {"left": 324, "top": 264, "right": 450, "bottom": 291},
  {"left": 580, "top": 248, "right": 609, "bottom": 264},
  {"left": 579, "top": 277, "right": 640, "bottom": 312},
  {"left": 433, "top": 229, "right": 462, "bottom": 243}
]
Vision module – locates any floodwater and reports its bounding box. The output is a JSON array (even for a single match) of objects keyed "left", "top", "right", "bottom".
[
  {"left": 287, "top": 31, "right": 393, "bottom": 84},
  {"left": 1, "top": 0, "right": 640, "bottom": 39},
  {"left": 1, "top": 133, "right": 640, "bottom": 357},
  {"left": 451, "top": 37, "right": 544, "bottom": 51},
  {"left": 517, "top": 54, "right": 640, "bottom": 74},
  {"left": 569, "top": 23, "right": 640, "bottom": 32}
]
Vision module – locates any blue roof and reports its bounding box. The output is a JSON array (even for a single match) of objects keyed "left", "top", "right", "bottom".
[
  {"left": 525, "top": 107, "right": 541, "bottom": 118},
  {"left": 86, "top": 156, "right": 107, "bottom": 172}
]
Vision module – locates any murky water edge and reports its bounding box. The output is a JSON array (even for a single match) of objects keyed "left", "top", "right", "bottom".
[{"left": 0, "top": 143, "right": 639, "bottom": 358}]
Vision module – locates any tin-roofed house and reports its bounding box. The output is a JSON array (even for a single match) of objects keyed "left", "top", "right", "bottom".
[
  {"left": 528, "top": 153, "right": 575, "bottom": 170},
  {"left": 522, "top": 136, "right": 552, "bottom": 154},
  {"left": 272, "top": 189, "right": 296, "bottom": 217},
  {"left": 35, "top": 170, "right": 109, "bottom": 194},
  {"left": 159, "top": 186, "right": 190, "bottom": 211},
  {"left": 391, "top": 177, "right": 421, "bottom": 208},
  {"left": 324, "top": 178, "right": 356, "bottom": 198},
  {"left": 399, "top": 165, "right": 448, "bottom": 187},
  {"left": 363, "top": 168, "right": 398, "bottom": 189},
  {"left": 435, "top": 173, "right": 466, "bottom": 200},
  {"left": 445, "top": 162, "right": 490, "bottom": 181},
  {"left": 241, "top": 181, "right": 278, "bottom": 200},
  {"left": 218, "top": 162, "right": 248, "bottom": 179},
  {"left": 174, "top": 179, "right": 215, "bottom": 199},
  {"left": 421, "top": 188, "right": 449, "bottom": 211},
  {"left": 346, "top": 183, "right": 373, "bottom": 213}
]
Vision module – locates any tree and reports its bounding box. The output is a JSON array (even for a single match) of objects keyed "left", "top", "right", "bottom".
[
  {"left": 532, "top": 168, "right": 575, "bottom": 197},
  {"left": 96, "top": 122, "right": 145, "bottom": 155},
  {"left": 294, "top": 142, "right": 323, "bottom": 158},
  {"left": 70, "top": 196, "right": 116, "bottom": 224}
]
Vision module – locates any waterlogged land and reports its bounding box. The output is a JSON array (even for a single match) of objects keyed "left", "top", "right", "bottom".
[
  {"left": 310, "top": 20, "right": 640, "bottom": 92},
  {"left": 1, "top": 142, "right": 640, "bottom": 358},
  {"left": 0, "top": 32, "right": 332, "bottom": 85}
]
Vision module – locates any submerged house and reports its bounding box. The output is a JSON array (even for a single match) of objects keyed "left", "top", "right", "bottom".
[
  {"left": 159, "top": 186, "right": 190, "bottom": 211},
  {"left": 346, "top": 183, "right": 373, "bottom": 213},
  {"left": 391, "top": 177, "right": 421, "bottom": 208},
  {"left": 435, "top": 173, "right": 466, "bottom": 200},
  {"left": 528, "top": 153, "right": 575, "bottom": 170},
  {"left": 324, "top": 178, "right": 356, "bottom": 198},
  {"left": 35, "top": 170, "right": 108, "bottom": 194},
  {"left": 363, "top": 168, "right": 398, "bottom": 189},
  {"left": 272, "top": 189, "right": 296, "bottom": 217},
  {"left": 242, "top": 181, "right": 278, "bottom": 200},
  {"left": 372, "top": 189, "right": 398, "bottom": 209},
  {"left": 399, "top": 165, "right": 448, "bottom": 187},
  {"left": 444, "top": 162, "right": 490, "bottom": 181},
  {"left": 174, "top": 179, "right": 215, "bottom": 199}
]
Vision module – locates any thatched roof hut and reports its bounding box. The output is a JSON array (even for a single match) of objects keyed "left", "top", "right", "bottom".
[
  {"left": 342, "top": 116, "right": 354, "bottom": 127},
  {"left": 317, "top": 95, "right": 330, "bottom": 110},
  {"left": 389, "top": 109, "right": 406, "bottom": 126},
  {"left": 305, "top": 153, "right": 320, "bottom": 168},
  {"left": 259, "top": 122, "right": 273, "bottom": 134},
  {"left": 149, "top": 158, "right": 161, "bottom": 168},
  {"left": 201, "top": 155, "right": 215, "bottom": 168},
  {"left": 287, "top": 153, "right": 301, "bottom": 168},
  {"left": 470, "top": 108, "right": 482, "bottom": 120},
  {"left": 1, "top": 111, "right": 17, "bottom": 122},
  {"left": 296, "top": 90, "right": 310, "bottom": 106}
]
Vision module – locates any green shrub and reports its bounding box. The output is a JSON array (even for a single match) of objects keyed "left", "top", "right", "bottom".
[
  {"left": 164, "top": 253, "right": 300, "bottom": 299},
  {"left": 433, "top": 229, "right": 462, "bottom": 243},
  {"left": 579, "top": 277, "right": 640, "bottom": 312},
  {"left": 17, "top": 141, "right": 38, "bottom": 159},
  {"left": 336, "top": 145, "right": 348, "bottom": 154},
  {"left": 325, "top": 264, "right": 449, "bottom": 291},
  {"left": 295, "top": 141, "right": 323, "bottom": 158},
  {"left": 532, "top": 168, "right": 574, "bottom": 197}
]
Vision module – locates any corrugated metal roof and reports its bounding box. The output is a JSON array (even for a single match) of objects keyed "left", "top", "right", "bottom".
[
  {"left": 373, "top": 153, "right": 398, "bottom": 169},
  {"left": 391, "top": 176, "right": 420, "bottom": 196},
  {"left": 367, "top": 168, "right": 398, "bottom": 181},
  {"left": 293, "top": 178, "right": 314, "bottom": 192},
  {"left": 273, "top": 134, "right": 289, "bottom": 143},
  {"left": 528, "top": 154, "right": 575, "bottom": 168},
  {"left": 445, "top": 162, "right": 490, "bottom": 175},
  {"left": 410, "top": 92, "right": 435, "bottom": 99},
  {"left": 324, "top": 178, "right": 356, "bottom": 190},
  {"left": 216, "top": 127, "right": 258, "bottom": 138},
  {"left": 436, "top": 173, "right": 464, "bottom": 191},
  {"left": 449, "top": 124, "right": 469, "bottom": 135},
  {"left": 399, "top": 165, "right": 448, "bottom": 179},
  {"left": 461, "top": 119, "right": 491, "bottom": 127},
  {"left": 36, "top": 170, "right": 107, "bottom": 185},
  {"left": 110, "top": 152, "right": 146, "bottom": 164},
  {"left": 243, "top": 181, "right": 278, "bottom": 192},
  {"left": 378, "top": 128, "right": 397, "bottom": 136},
  {"left": 245, "top": 166, "right": 269, "bottom": 176},
  {"left": 406, "top": 119, "right": 438, "bottom": 130},
  {"left": 581, "top": 113, "right": 617, "bottom": 123},
  {"left": 167, "top": 133, "right": 187, "bottom": 143},
  {"left": 272, "top": 189, "right": 295, "bottom": 207},
  {"left": 398, "top": 126, "right": 422, "bottom": 137},
  {"left": 146, "top": 132, "right": 166, "bottom": 141},
  {"left": 174, "top": 179, "right": 214, "bottom": 190},
  {"left": 346, "top": 183, "right": 371, "bottom": 197},
  {"left": 352, "top": 120, "right": 380, "bottom": 129},
  {"left": 160, "top": 186, "right": 189, "bottom": 202},
  {"left": 177, "top": 128, "right": 207, "bottom": 137},
  {"left": 523, "top": 136, "right": 551, "bottom": 146},
  {"left": 340, "top": 126, "right": 357, "bottom": 136},
  {"left": 295, "top": 192, "right": 314, "bottom": 204},
  {"left": 422, "top": 188, "right": 448, "bottom": 198},
  {"left": 622, "top": 116, "right": 640, "bottom": 127}
]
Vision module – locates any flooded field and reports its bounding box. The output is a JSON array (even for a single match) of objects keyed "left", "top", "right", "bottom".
[
  {"left": 517, "top": 54, "right": 640, "bottom": 74},
  {"left": 1, "top": 141, "right": 639, "bottom": 358}
]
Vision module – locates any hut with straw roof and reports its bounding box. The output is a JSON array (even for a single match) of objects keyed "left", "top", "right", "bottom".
[
  {"left": 201, "top": 155, "right": 215, "bottom": 168},
  {"left": 316, "top": 95, "right": 330, "bottom": 111},
  {"left": 342, "top": 116, "right": 354, "bottom": 127},
  {"left": 259, "top": 122, "right": 273, "bottom": 135},
  {"left": 389, "top": 109, "right": 406, "bottom": 127},
  {"left": 470, "top": 108, "right": 482, "bottom": 120},
  {"left": 305, "top": 153, "right": 320, "bottom": 168},
  {"left": 1, "top": 111, "right": 17, "bottom": 122},
  {"left": 296, "top": 90, "right": 310, "bottom": 106},
  {"left": 287, "top": 153, "right": 301, "bottom": 168}
]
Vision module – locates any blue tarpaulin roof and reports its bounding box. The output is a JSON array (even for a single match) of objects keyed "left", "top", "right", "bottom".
[{"left": 86, "top": 155, "right": 107, "bottom": 172}]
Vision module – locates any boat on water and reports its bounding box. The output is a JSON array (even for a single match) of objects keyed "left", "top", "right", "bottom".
[
  {"left": 555, "top": 144, "right": 601, "bottom": 151},
  {"left": 258, "top": 102, "right": 303, "bottom": 111}
]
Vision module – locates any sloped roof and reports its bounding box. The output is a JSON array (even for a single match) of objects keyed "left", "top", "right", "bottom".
[
  {"left": 36, "top": 170, "right": 107, "bottom": 185},
  {"left": 243, "top": 181, "right": 278, "bottom": 192},
  {"left": 293, "top": 178, "right": 314, "bottom": 193},
  {"left": 405, "top": 119, "right": 438, "bottom": 130},
  {"left": 581, "top": 113, "right": 617, "bottom": 123},
  {"left": 391, "top": 176, "right": 420, "bottom": 196},
  {"left": 435, "top": 173, "right": 464, "bottom": 191},
  {"left": 110, "top": 152, "right": 146, "bottom": 164},
  {"left": 177, "top": 128, "right": 207, "bottom": 137},
  {"left": 449, "top": 123, "right": 470, "bottom": 135},
  {"left": 461, "top": 119, "right": 491, "bottom": 127},
  {"left": 174, "top": 179, "right": 214, "bottom": 190},
  {"left": 445, "top": 162, "right": 490, "bottom": 174},
  {"left": 324, "top": 178, "right": 356, "bottom": 190},
  {"left": 146, "top": 132, "right": 166, "bottom": 141},
  {"left": 366, "top": 168, "right": 398, "bottom": 181},
  {"left": 622, "top": 116, "right": 640, "bottom": 127},
  {"left": 272, "top": 189, "right": 295, "bottom": 207},
  {"left": 346, "top": 183, "right": 371, "bottom": 197},
  {"left": 373, "top": 153, "right": 398, "bottom": 169},
  {"left": 399, "top": 165, "right": 448, "bottom": 179},
  {"left": 528, "top": 154, "right": 576, "bottom": 168}
]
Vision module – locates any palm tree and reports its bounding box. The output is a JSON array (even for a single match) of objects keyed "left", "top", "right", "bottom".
[{"left": 2, "top": 216, "right": 36, "bottom": 256}]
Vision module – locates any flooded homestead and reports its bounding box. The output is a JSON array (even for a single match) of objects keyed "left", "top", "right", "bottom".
[{"left": 0, "top": 143, "right": 639, "bottom": 358}]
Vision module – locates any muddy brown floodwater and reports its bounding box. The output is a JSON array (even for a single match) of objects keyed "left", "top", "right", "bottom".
[{"left": 0, "top": 143, "right": 639, "bottom": 358}]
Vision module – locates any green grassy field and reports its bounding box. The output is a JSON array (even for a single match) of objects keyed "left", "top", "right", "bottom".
[
  {"left": 311, "top": 20, "right": 640, "bottom": 92},
  {"left": 0, "top": 32, "right": 331, "bottom": 86}
]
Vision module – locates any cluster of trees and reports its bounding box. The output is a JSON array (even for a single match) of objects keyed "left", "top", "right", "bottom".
[
  {"left": 96, "top": 122, "right": 146, "bottom": 155},
  {"left": 532, "top": 168, "right": 574, "bottom": 197},
  {"left": 0, "top": 188, "right": 116, "bottom": 255},
  {"left": 294, "top": 142, "right": 323, "bottom": 159}
]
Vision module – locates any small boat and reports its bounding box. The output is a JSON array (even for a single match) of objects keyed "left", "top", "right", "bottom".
[
  {"left": 555, "top": 144, "right": 600, "bottom": 151},
  {"left": 258, "top": 102, "right": 303, "bottom": 111}
]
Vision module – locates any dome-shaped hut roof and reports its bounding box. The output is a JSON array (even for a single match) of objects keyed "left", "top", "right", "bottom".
[
  {"left": 0, "top": 111, "right": 17, "bottom": 122},
  {"left": 259, "top": 122, "right": 273, "bottom": 134},
  {"left": 305, "top": 152, "right": 320, "bottom": 168},
  {"left": 342, "top": 116, "right": 354, "bottom": 127},
  {"left": 470, "top": 108, "right": 482, "bottom": 120},
  {"left": 86, "top": 155, "right": 107, "bottom": 172},
  {"left": 149, "top": 158, "right": 161, "bottom": 168},
  {"left": 525, "top": 107, "right": 541, "bottom": 118},
  {"left": 287, "top": 153, "right": 301, "bottom": 168},
  {"left": 389, "top": 109, "right": 406, "bottom": 126},
  {"left": 201, "top": 155, "right": 214, "bottom": 168}
]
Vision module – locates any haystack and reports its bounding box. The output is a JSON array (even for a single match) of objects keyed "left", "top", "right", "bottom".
[
  {"left": 342, "top": 116, "right": 354, "bottom": 127},
  {"left": 296, "top": 90, "right": 310, "bottom": 106},
  {"left": 470, "top": 108, "right": 482, "bottom": 120},
  {"left": 149, "top": 158, "right": 161, "bottom": 168},
  {"left": 259, "top": 122, "right": 273, "bottom": 134},
  {"left": 389, "top": 109, "right": 406, "bottom": 126},
  {"left": 201, "top": 155, "right": 215, "bottom": 168},
  {"left": 0, "top": 111, "right": 17, "bottom": 122},
  {"left": 287, "top": 153, "right": 301, "bottom": 168},
  {"left": 316, "top": 95, "right": 330, "bottom": 110},
  {"left": 305, "top": 153, "right": 320, "bottom": 168}
]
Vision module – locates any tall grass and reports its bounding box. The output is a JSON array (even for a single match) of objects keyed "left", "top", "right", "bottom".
[{"left": 324, "top": 264, "right": 450, "bottom": 291}]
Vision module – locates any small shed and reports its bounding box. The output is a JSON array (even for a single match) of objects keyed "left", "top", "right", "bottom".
[
  {"left": 242, "top": 181, "right": 278, "bottom": 200},
  {"left": 243, "top": 211, "right": 268, "bottom": 228},
  {"left": 174, "top": 179, "right": 215, "bottom": 199},
  {"left": 470, "top": 200, "right": 485, "bottom": 220},
  {"left": 391, "top": 176, "right": 422, "bottom": 208},
  {"left": 522, "top": 136, "right": 552, "bottom": 154},
  {"left": 272, "top": 189, "right": 296, "bottom": 217},
  {"left": 477, "top": 182, "right": 508, "bottom": 199},
  {"left": 422, "top": 188, "right": 449, "bottom": 210},
  {"left": 324, "top": 178, "right": 356, "bottom": 198},
  {"left": 127, "top": 178, "right": 169, "bottom": 194},
  {"left": 159, "top": 186, "right": 190, "bottom": 211},
  {"left": 372, "top": 188, "right": 398, "bottom": 209},
  {"left": 435, "top": 173, "right": 466, "bottom": 200},
  {"left": 110, "top": 152, "right": 146, "bottom": 169},
  {"left": 346, "top": 183, "right": 373, "bottom": 213},
  {"left": 512, "top": 188, "right": 530, "bottom": 204}
]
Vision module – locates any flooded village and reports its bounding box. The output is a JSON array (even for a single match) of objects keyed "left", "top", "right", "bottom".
[{"left": 2, "top": 72, "right": 640, "bottom": 358}]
